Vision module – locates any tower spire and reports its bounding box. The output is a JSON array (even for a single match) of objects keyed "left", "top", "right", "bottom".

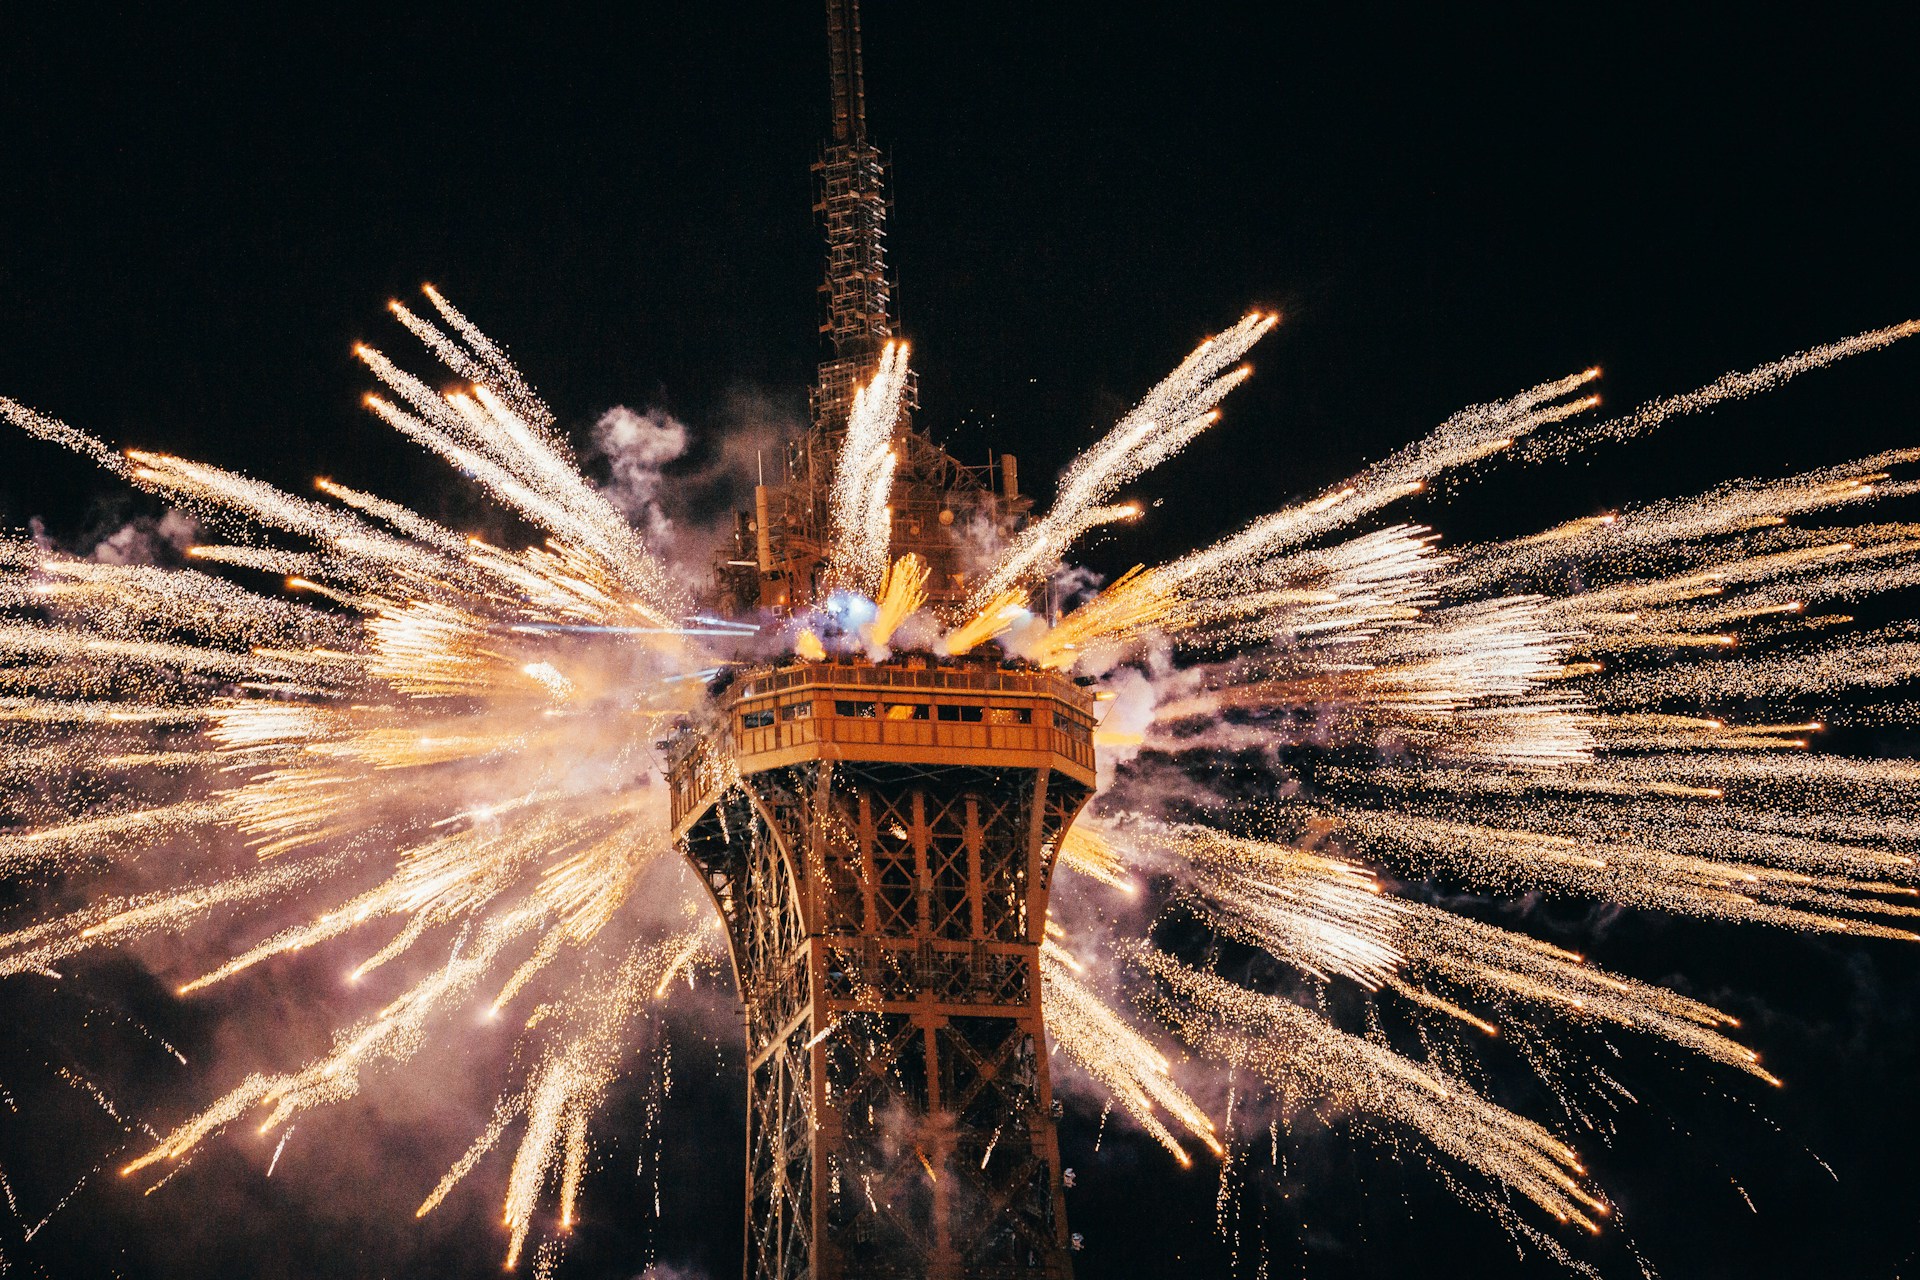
[
  {"left": 713, "top": 0, "right": 1026, "bottom": 618},
  {"left": 825, "top": 0, "right": 868, "bottom": 149},
  {"left": 812, "top": 0, "right": 902, "bottom": 435}
]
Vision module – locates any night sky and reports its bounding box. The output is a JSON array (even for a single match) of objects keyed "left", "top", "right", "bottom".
[{"left": 3, "top": 4, "right": 1919, "bottom": 1278}]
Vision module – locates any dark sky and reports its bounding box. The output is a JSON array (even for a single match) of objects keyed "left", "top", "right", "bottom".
[{"left": 3, "top": 4, "right": 1919, "bottom": 1279}]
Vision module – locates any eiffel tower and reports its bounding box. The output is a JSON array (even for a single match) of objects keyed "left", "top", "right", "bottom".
[{"left": 672, "top": 3, "right": 1085, "bottom": 1276}]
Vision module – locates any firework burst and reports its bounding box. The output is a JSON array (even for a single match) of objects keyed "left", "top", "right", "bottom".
[{"left": 3, "top": 289, "right": 1918, "bottom": 1271}]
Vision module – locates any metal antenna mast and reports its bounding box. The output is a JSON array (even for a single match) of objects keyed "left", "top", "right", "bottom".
[
  {"left": 812, "top": 0, "right": 901, "bottom": 438},
  {"left": 711, "top": 0, "right": 1027, "bottom": 618}
]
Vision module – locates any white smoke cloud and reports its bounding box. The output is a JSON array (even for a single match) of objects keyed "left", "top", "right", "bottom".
[
  {"left": 585, "top": 391, "right": 805, "bottom": 594},
  {"left": 590, "top": 406, "right": 691, "bottom": 546},
  {"left": 29, "top": 507, "right": 200, "bottom": 565}
]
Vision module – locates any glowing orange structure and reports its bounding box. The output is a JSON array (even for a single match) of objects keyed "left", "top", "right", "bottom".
[
  {"left": 670, "top": 659, "right": 1093, "bottom": 1278},
  {"left": 714, "top": 0, "right": 1024, "bottom": 619},
  {"left": 677, "top": 3, "right": 1083, "bottom": 1275}
]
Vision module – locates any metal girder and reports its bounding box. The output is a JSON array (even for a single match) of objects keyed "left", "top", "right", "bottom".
[{"left": 679, "top": 754, "right": 1090, "bottom": 1280}]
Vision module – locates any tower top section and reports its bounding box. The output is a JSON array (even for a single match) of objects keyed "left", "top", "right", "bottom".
[
  {"left": 825, "top": 0, "right": 869, "bottom": 149},
  {"left": 712, "top": 0, "right": 1025, "bottom": 616},
  {"left": 812, "top": 0, "right": 901, "bottom": 433}
]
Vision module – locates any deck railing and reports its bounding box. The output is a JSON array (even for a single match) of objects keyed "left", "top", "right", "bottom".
[{"left": 668, "top": 657, "right": 1099, "bottom": 827}]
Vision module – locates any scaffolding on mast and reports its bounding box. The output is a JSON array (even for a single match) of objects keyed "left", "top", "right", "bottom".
[{"left": 714, "top": 0, "right": 1028, "bottom": 618}]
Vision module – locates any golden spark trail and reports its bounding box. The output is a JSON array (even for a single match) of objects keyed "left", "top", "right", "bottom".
[
  {"left": 1055, "top": 825, "right": 1138, "bottom": 894},
  {"left": 1389, "top": 904, "right": 1773, "bottom": 1081},
  {"left": 1327, "top": 808, "right": 1920, "bottom": 938},
  {"left": 1023, "top": 566, "right": 1179, "bottom": 670},
  {"left": 1151, "top": 370, "right": 1601, "bottom": 594},
  {"left": 939, "top": 589, "right": 1026, "bottom": 657},
  {"left": 1040, "top": 944, "right": 1221, "bottom": 1165},
  {"left": 7, "top": 285, "right": 1920, "bottom": 1270},
  {"left": 1517, "top": 319, "right": 1920, "bottom": 461},
  {"left": 969, "top": 313, "right": 1276, "bottom": 609},
  {"left": 867, "top": 553, "right": 929, "bottom": 650},
  {"left": 1151, "top": 824, "right": 1406, "bottom": 989},
  {"left": 1141, "top": 953, "right": 1609, "bottom": 1232},
  {"left": 824, "top": 343, "right": 912, "bottom": 595}
]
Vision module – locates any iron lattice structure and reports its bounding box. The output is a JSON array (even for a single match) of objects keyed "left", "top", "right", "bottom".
[
  {"left": 685, "top": 5, "right": 1088, "bottom": 1275},
  {"left": 713, "top": 0, "right": 1027, "bottom": 618},
  {"left": 670, "top": 658, "right": 1096, "bottom": 1278},
  {"left": 811, "top": 0, "right": 902, "bottom": 438}
]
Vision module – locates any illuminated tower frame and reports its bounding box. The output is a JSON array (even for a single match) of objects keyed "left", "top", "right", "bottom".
[
  {"left": 679, "top": 5, "right": 1084, "bottom": 1274},
  {"left": 712, "top": 0, "right": 1025, "bottom": 620},
  {"left": 670, "top": 659, "right": 1092, "bottom": 1278}
]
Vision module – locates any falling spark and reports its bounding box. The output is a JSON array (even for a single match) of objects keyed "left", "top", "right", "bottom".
[{"left": 266, "top": 1126, "right": 295, "bottom": 1178}]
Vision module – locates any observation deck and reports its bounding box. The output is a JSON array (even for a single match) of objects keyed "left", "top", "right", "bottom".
[
  {"left": 666, "top": 652, "right": 1094, "bottom": 1278},
  {"left": 668, "top": 656, "right": 1097, "bottom": 835}
]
